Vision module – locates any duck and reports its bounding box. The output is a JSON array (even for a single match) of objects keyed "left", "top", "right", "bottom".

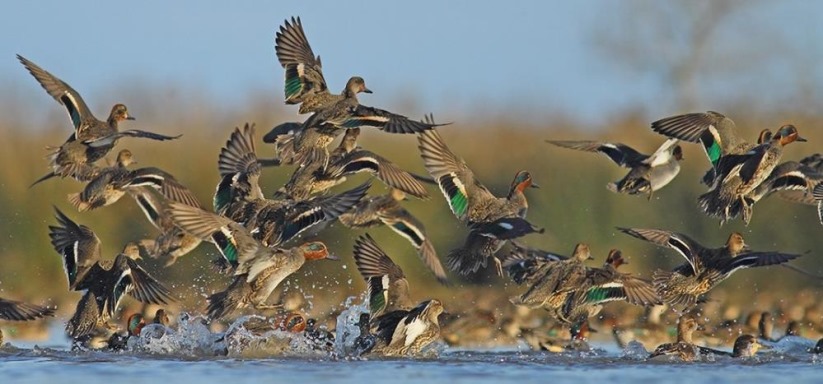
[
  {"left": 418, "top": 121, "right": 543, "bottom": 276},
  {"left": 617, "top": 228, "right": 803, "bottom": 308},
  {"left": 48, "top": 208, "right": 174, "bottom": 341},
  {"left": 304, "top": 318, "right": 336, "bottom": 352},
  {"left": 339, "top": 188, "right": 448, "bottom": 283},
  {"left": 733, "top": 154, "right": 823, "bottom": 225},
  {"left": 107, "top": 313, "right": 146, "bottom": 351},
  {"left": 699, "top": 334, "right": 771, "bottom": 358},
  {"left": 352, "top": 312, "right": 376, "bottom": 356},
  {"left": 697, "top": 124, "right": 806, "bottom": 224},
  {"left": 0, "top": 297, "right": 54, "bottom": 321},
  {"left": 546, "top": 138, "right": 683, "bottom": 198},
  {"left": 502, "top": 242, "right": 569, "bottom": 285},
  {"left": 166, "top": 201, "right": 337, "bottom": 319},
  {"left": 17, "top": 54, "right": 180, "bottom": 186},
  {"left": 509, "top": 243, "right": 592, "bottom": 319},
  {"left": 758, "top": 311, "right": 776, "bottom": 342},
  {"left": 128, "top": 186, "right": 202, "bottom": 266},
  {"left": 559, "top": 249, "right": 662, "bottom": 327},
  {"left": 649, "top": 315, "right": 702, "bottom": 361},
  {"left": 214, "top": 123, "right": 370, "bottom": 248},
  {"left": 353, "top": 234, "right": 444, "bottom": 356},
  {"left": 67, "top": 150, "right": 200, "bottom": 212},
  {"left": 650, "top": 111, "right": 762, "bottom": 186},
  {"left": 275, "top": 128, "right": 431, "bottom": 201}
]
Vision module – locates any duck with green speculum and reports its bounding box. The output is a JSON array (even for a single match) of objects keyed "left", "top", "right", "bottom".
[
  {"left": 17, "top": 55, "right": 180, "bottom": 186},
  {"left": 166, "top": 201, "right": 337, "bottom": 319},
  {"left": 353, "top": 234, "right": 445, "bottom": 356},
  {"left": 697, "top": 124, "right": 807, "bottom": 225},
  {"left": 418, "top": 120, "right": 543, "bottom": 276},
  {"left": 213, "top": 123, "right": 370, "bottom": 248},
  {"left": 127, "top": 186, "right": 203, "bottom": 266}
]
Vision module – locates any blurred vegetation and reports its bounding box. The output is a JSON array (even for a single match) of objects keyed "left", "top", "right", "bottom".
[{"left": 0, "top": 83, "right": 822, "bottom": 329}]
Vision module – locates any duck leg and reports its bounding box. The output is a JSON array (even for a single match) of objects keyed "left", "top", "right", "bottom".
[{"left": 493, "top": 256, "right": 504, "bottom": 277}]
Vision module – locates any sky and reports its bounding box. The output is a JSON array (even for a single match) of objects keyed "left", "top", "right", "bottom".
[{"left": 2, "top": 0, "right": 822, "bottom": 127}]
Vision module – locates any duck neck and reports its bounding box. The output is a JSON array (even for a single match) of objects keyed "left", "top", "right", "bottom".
[{"left": 677, "top": 328, "right": 693, "bottom": 344}]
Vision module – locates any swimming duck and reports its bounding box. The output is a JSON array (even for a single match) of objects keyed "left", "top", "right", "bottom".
[
  {"left": 732, "top": 334, "right": 770, "bottom": 357},
  {"left": 67, "top": 150, "right": 200, "bottom": 212},
  {"left": 48, "top": 208, "right": 174, "bottom": 340},
  {"left": 339, "top": 189, "right": 447, "bottom": 283},
  {"left": 618, "top": 228, "right": 803, "bottom": 308},
  {"left": 214, "top": 123, "right": 370, "bottom": 248},
  {"left": 167, "top": 201, "right": 336, "bottom": 319},
  {"left": 546, "top": 138, "right": 683, "bottom": 198},
  {"left": 107, "top": 313, "right": 146, "bottom": 351},
  {"left": 128, "top": 186, "right": 202, "bottom": 266},
  {"left": 0, "top": 297, "right": 54, "bottom": 321},
  {"left": 353, "top": 234, "right": 444, "bottom": 356},
  {"left": 17, "top": 54, "right": 180, "bottom": 186},
  {"left": 649, "top": 315, "right": 702, "bottom": 361},
  {"left": 697, "top": 124, "right": 806, "bottom": 224},
  {"left": 758, "top": 311, "right": 776, "bottom": 342},
  {"left": 418, "top": 122, "right": 542, "bottom": 276},
  {"left": 352, "top": 313, "right": 376, "bottom": 356}
]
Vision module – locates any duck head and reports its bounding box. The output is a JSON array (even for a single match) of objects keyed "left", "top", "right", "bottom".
[
  {"left": 122, "top": 242, "right": 143, "bottom": 261},
  {"left": 676, "top": 315, "right": 701, "bottom": 343},
  {"left": 726, "top": 232, "right": 749, "bottom": 255},
  {"left": 153, "top": 309, "right": 170, "bottom": 326},
  {"left": 109, "top": 103, "right": 135, "bottom": 123},
  {"left": 116, "top": 149, "right": 136, "bottom": 167},
  {"left": 278, "top": 312, "right": 307, "bottom": 332},
  {"left": 732, "top": 334, "right": 769, "bottom": 357},
  {"left": 344, "top": 76, "right": 372, "bottom": 97},
  {"left": 300, "top": 241, "right": 337, "bottom": 261},
  {"left": 605, "top": 249, "right": 627, "bottom": 268},
  {"left": 509, "top": 170, "right": 539, "bottom": 194},
  {"left": 127, "top": 313, "right": 146, "bottom": 336},
  {"left": 672, "top": 145, "right": 684, "bottom": 161},
  {"left": 774, "top": 124, "right": 806, "bottom": 146},
  {"left": 572, "top": 243, "right": 594, "bottom": 261}
]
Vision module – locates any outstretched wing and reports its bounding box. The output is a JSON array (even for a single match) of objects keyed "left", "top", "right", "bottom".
[
  {"left": 17, "top": 54, "right": 94, "bottom": 132},
  {"left": 546, "top": 140, "right": 647, "bottom": 168}
]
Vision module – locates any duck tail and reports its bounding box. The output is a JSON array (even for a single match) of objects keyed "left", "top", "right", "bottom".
[
  {"left": 206, "top": 276, "right": 249, "bottom": 320},
  {"left": 30, "top": 171, "right": 57, "bottom": 188},
  {"left": 697, "top": 188, "right": 735, "bottom": 220},
  {"left": 446, "top": 246, "right": 488, "bottom": 276}
]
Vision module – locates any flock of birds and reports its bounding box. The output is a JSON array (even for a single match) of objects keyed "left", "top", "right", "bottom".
[{"left": 1, "top": 16, "right": 823, "bottom": 361}]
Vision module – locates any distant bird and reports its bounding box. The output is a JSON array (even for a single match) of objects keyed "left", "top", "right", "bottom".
[
  {"left": 214, "top": 123, "right": 369, "bottom": 248},
  {"left": 546, "top": 138, "right": 683, "bottom": 198},
  {"left": 17, "top": 54, "right": 180, "bottom": 186},
  {"left": 697, "top": 125, "right": 806, "bottom": 224},
  {"left": 353, "top": 234, "right": 444, "bottom": 356},
  {"left": 339, "top": 188, "right": 447, "bottom": 283},
  {"left": 167, "top": 201, "right": 337, "bottom": 319},
  {"left": 0, "top": 297, "right": 54, "bottom": 321},
  {"left": 67, "top": 149, "right": 200, "bottom": 212},
  {"left": 48, "top": 208, "right": 173, "bottom": 340},
  {"left": 418, "top": 123, "right": 543, "bottom": 276},
  {"left": 618, "top": 228, "right": 803, "bottom": 308}
]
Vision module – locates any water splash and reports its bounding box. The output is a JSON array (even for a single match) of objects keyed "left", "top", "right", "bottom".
[{"left": 334, "top": 295, "right": 369, "bottom": 357}]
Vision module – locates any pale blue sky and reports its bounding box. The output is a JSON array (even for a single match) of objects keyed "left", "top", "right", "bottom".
[{"left": 3, "top": 0, "right": 822, "bottom": 126}]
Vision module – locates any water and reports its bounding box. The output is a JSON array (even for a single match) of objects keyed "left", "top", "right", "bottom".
[{"left": 1, "top": 306, "right": 821, "bottom": 384}]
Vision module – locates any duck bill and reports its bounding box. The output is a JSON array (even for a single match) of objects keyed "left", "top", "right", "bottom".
[
  {"left": 325, "top": 254, "right": 340, "bottom": 261},
  {"left": 126, "top": 116, "right": 136, "bottom": 120},
  {"left": 530, "top": 182, "right": 540, "bottom": 189},
  {"left": 796, "top": 136, "right": 807, "bottom": 142},
  {"left": 362, "top": 87, "right": 373, "bottom": 94}
]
